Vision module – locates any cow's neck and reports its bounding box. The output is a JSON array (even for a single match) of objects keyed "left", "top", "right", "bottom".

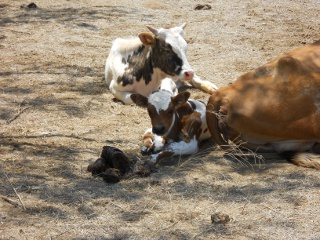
[
  {"left": 165, "top": 102, "right": 195, "bottom": 141},
  {"left": 126, "top": 43, "right": 167, "bottom": 85}
]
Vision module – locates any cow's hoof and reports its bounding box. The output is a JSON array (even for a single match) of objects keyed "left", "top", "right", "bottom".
[
  {"left": 133, "top": 162, "right": 152, "bottom": 177},
  {"left": 140, "top": 146, "right": 152, "bottom": 155}
]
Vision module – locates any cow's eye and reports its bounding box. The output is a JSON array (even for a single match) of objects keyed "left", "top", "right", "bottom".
[{"left": 162, "top": 47, "right": 173, "bottom": 54}]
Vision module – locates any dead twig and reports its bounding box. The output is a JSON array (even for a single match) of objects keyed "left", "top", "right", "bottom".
[
  {"left": 3, "top": 172, "right": 26, "bottom": 210},
  {"left": 0, "top": 195, "right": 19, "bottom": 208},
  {"left": 161, "top": 221, "right": 178, "bottom": 230},
  {"left": 7, "top": 105, "right": 31, "bottom": 124}
]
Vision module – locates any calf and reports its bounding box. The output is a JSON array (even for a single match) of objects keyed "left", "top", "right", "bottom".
[
  {"left": 131, "top": 89, "right": 211, "bottom": 166},
  {"left": 105, "top": 23, "right": 217, "bottom": 104},
  {"left": 206, "top": 40, "right": 320, "bottom": 170}
]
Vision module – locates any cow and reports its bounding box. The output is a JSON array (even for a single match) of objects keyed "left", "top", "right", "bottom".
[
  {"left": 105, "top": 23, "right": 218, "bottom": 104},
  {"left": 206, "top": 40, "right": 320, "bottom": 170},
  {"left": 131, "top": 89, "right": 211, "bottom": 166}
]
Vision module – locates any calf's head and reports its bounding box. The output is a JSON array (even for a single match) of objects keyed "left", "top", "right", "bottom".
[
  {"left": 138, "top": 23, "right": 194, "bottom": 81},
  {"left": 131, "top": 90, "right": 191, "bottom": 136}
]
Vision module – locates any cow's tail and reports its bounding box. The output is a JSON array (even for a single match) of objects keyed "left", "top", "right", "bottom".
[
  {"left": 206, "top": 94, "right": 230, "bottom": 150},
  {"left": 280, "top": 151, "right": 320, "bottom": 170}
]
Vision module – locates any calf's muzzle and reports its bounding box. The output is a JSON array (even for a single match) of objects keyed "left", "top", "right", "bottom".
[{"left": 152, "top": 125, "right": 165, "bottom": 135}]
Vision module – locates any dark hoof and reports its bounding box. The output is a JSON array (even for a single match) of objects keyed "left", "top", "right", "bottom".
[
  {"left": 134, "top": 162, "right": 152, "bottom": 177},
  {"left": 140, "top": 146, "right": 152, "bottom": 156},
  {"left": 102, "top": 168, "right": 121, "bottom": 183}
]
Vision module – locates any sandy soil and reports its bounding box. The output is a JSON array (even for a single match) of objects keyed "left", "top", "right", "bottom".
[{"left": 1, "top": 0, "right": 320, "bottom": 239}]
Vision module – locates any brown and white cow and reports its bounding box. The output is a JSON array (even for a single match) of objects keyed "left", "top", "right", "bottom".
[
  {"left": 131, "top": 89, "right": 211, "bottom": 166},
  {"left": 206, "top": 40, "right": 320, "bottom": 170},
  {"left": 105, "top": 23, "right": 218, "bottom": 104}
]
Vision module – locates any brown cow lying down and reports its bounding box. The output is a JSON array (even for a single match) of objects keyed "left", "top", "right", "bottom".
[{"left": 206, "top": 40, "right": 320, "bottom": 170}]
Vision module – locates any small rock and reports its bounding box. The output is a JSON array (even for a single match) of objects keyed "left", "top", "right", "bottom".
[
  {"left": 194, "top": 4, "right": 212, "bottom": 10},
  {"left": 20, "top": 3, "right": 38, "bottom": 9},
  {"left": 211, "top": 212, "right": 231, "bottom": 224}
]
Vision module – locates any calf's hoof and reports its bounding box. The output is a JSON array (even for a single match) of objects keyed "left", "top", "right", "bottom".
[{"left": 140, "top": 146, "right": 152, "bottom": 155}]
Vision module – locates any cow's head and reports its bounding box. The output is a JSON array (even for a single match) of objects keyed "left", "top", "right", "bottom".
[
  {"left": 131, "top": 90, "right": 190, "bottom": 136},
  {"left": 138, "top": 23, "right": 194, "bottom": 81}
]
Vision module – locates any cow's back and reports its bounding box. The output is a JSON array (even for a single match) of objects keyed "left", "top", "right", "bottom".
[
  {"left": 209, "top": 40, "right": 320, "bottom": 143},
  {"left": 105, "top": 37, "right": 143, "bottom": 87}
]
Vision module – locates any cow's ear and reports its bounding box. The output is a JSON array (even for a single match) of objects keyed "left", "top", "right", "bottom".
[
  {"left": 172, "top": 91, "right": 190, "bottom": 107},
  {"left": 172, "top": 23, "right": 187, "bottom": 36},
  {"left": 130, "top": 93, "right": 148, "bottom": 108},
  {"left": 138, "top": 32, "right": 155, "bottom": 46}
]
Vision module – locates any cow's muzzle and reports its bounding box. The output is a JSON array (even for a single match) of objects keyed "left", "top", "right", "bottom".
[
  {"left": 152, "top": 125, "right": 165, "bottom": 135},
  {"left": 182, "top": 70, "right": 194, "bottom": 81}
]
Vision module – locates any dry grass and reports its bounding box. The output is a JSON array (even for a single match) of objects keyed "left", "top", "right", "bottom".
[{"left": 1, "top": 0, "right": 320, "bottom": 239}]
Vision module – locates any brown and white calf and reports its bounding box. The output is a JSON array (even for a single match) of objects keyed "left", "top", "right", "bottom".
[
  {"left": 206, "top": 40, "right": 320, "bottom": 170},
  {"left": 131, "top": 89, "right": 211, "bottom": 165},
  {"left": 105, "top": 23, "right": 217, "bottom": 104}
]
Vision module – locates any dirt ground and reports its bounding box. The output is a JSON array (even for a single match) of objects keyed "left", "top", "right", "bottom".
[{"left": 1, "top": 0, "right": 320, "bottom": 239}]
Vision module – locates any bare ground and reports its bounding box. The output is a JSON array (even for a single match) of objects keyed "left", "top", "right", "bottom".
[{"left": 1, "top": 0, "right": 320, "bottom": 239}]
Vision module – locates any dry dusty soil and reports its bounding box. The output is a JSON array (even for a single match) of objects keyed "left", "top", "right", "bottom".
[{"left": 1, "top": 0, "right": 320, "bottom": 239}]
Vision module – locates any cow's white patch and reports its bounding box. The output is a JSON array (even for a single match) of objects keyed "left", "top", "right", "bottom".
[
  {"left": 166, "top": 137, "right": 199, "bottom": 155},
  {"left": 153, "top": 134, "right": 165, "bottom": 152},
  {"left": 148, "top": 90, "right": 172, "bottom": 113},
  {"left": 149, "top": 137, "right": 199, "bottom": 164}
]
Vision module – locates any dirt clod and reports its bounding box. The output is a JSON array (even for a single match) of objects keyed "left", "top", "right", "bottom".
[
  {"left": 194, "top": 4, "right": 211, "bottom": 10},
  {"left": 20, "top": 3, "right": 38, "bottom": 9},
  {"left": 211, "top": 212, "right": 231, "bottom": 224},
  {"left": 87, "top": 146, "right": 133, "bottom": 182}
]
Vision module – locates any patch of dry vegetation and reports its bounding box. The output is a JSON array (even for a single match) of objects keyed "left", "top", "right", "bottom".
[{"left": 1, "top": 0, "right": 320, "bottom": 239}]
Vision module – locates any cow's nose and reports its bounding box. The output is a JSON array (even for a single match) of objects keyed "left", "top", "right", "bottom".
[
  {"left": 152, "top": 125, "right": 165, "bottom": 134},
  {"left": 184, "top": 70, "right": 194, "bottom": 80}
]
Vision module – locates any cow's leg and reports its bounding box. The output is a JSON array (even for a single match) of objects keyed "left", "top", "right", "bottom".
[
  {"left": 147, "top": 151, "right": 175, "bottom": 166},
  {"left": 160, "top": 78, "right": 178, "bottom": 96},
  {"left": 141, "top": 128, "right": 165, "bottom": 155},
  {"left": 104, "top": 60, "right": 113, "bottom": 87},
  {"left": 287, "top": 152, "right": 320, "bottom": 170},
  {"left": 112, "top": 90, "right": 133, "bottom": 104},
  {"left": 188, "top": 74, "right": 218, "bottom": 94},
  {"left": 146, "top": 138, "right": 199, "bottom": 166},
  {"left": 311, "top": 142, "right": 320, "bottom": 154}
]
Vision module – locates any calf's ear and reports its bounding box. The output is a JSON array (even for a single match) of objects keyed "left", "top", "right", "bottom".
[
  {"left": 138, "top": 32, "right": 155, "bottom": 46},
  {"left": 172, "top": 91, "right": 191, "bottom": 107},
  {"left": 130, "top": 93, "right": 148, "bottom": 108}
]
